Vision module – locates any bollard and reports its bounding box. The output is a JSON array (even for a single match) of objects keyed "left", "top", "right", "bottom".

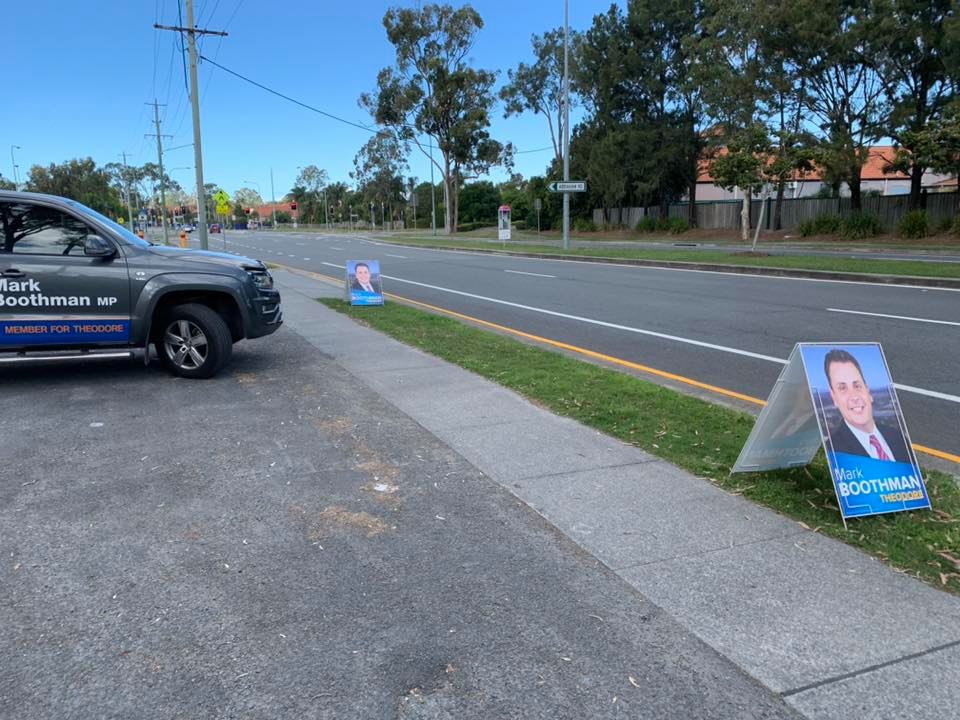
[{"left": 179, "top": 231, "right": 188, "bottom": 248}]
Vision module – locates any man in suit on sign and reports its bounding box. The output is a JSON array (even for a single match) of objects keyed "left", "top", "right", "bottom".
[
  {"left": 350, "top": 262, "right": 380, "bottom": 294},
  {"left": 822, "top": 348, "right": 912, "bottom": 463}
]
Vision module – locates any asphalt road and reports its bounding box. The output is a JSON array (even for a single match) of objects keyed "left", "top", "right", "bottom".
[
  {"left": 200, "top": 229, "right": 959, "bottom": 460},
  {"left": 1, "top": 328, "right": 798, "bottom": 719}
]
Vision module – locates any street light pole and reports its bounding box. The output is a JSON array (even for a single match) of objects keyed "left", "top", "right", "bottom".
[
  {"left": 562, "top": 0, "right": 571, "bottom": 251},
  {"left": 10, "top": 145, "right": 21, "bottom": 190},
  {"left": 270, "top": 168, "right": 277, "bottom": 229}
]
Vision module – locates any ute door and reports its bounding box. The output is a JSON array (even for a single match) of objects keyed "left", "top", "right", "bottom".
[{"left": 0, "top": 200, "right": 131, "bottom": 350}]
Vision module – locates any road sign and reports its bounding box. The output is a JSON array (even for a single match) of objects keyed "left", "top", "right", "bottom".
[
  {"left": 216, "top": 202, "right": 230, "bottom": 216},
  {"left": 548, "top": 181, "right": 586, "bottom": 193},
  {"left": 534, "top": 198, "right": 542, "bottom": 210}
]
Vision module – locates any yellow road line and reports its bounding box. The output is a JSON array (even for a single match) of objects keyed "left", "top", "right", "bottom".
[{"left": 293, "top": 266, "right": 960, "bottom": 465}]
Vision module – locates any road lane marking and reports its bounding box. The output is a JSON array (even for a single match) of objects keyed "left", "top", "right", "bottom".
[
  {"left": 505, "top": 269, "right": 556, "bottom": 278},
  {"left": 365, "top": 242, "right": 960, "bottom": 292},
  {"left": 827, "top": 307, "right": 960, "bottom": 327},
  {"left": 331, "top": 247, "right": 344, "bottom": 251},
  {"left": 386, "top": 253, "right": 408, "bottom": 259},
  {"left": 314, "top": 263, "right": 960, "bottom": 405},
  {"left": 300, "top": 267, "right": 960, "bottom": 464}
]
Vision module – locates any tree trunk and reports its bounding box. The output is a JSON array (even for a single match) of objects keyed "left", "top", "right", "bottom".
[
  {"left": 773, "top": 179, "right": 785, "bottom": 231},
  {"left": 741, "top": 192, "right": 750, "bottom": 242},
  {"left": 687, "top": 177, "right": 698, "bottom": 229},
  {"left": 908, "top": 164, "right": 923, "bottom": 211},
  {"left": 849, "top": 166, "right": 862, "bottom": 212},
  {"left": 442, "top": 156, "right": 453, "bottom": 233}
]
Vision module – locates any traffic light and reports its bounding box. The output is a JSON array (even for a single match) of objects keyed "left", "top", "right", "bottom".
[{"left": 290, "top": 201, "right": 298, "bottom": 210}]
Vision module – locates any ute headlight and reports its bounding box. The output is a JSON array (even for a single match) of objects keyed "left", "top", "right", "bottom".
[{"left": 248, "top": 270, "right": 274, "bottom": 290}]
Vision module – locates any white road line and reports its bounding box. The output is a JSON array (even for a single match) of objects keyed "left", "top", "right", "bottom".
[
  {"left": 364, "top": 243, "right": 960, "bottom": 293},
  {"left": 331, "top": 247, "right": 344, "bottom": 251},
  {"left": 304, "top": 257, "right": 311, "bottom": 261},
  {"left": 827, "top": 307, "right": 960, "bottom": 327},
  {"left": 505, "top": 269, "right": 556, "bottom": 278},
  {"left": 386, "top": 253, "right": 408, "bottom": 259},
  {"left": 318, "top": 262, "right": 959, "bottom": 404}
]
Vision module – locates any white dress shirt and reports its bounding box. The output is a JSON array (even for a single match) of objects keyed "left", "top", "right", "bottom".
[{"left": 846, "top": 422, "right": 895, "bottom": 461}]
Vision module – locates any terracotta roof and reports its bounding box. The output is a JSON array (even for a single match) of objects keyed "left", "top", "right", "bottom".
[
  {"left": 256, "top": 202, "right": 294, "bottom": 215},
  {"left": 698, "top": 145, "right": 910, "bottom": 183}
]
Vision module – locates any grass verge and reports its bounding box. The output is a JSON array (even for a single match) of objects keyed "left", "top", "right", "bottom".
[
  {"left": 320, "top": 297, "right": 960, "bottom": 594},
  {"left": 374, "top": 236, "right": 960, "bottom": 280}
]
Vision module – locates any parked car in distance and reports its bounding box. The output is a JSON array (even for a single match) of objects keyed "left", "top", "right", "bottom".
[{"left": 209, "top": 223, "right": 222, "bottom": 233}]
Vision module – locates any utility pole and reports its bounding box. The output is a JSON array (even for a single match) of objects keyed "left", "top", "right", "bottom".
[
  {"left": 562, "top": 0, "right": 571, "bottom": 250},
  {"left": 146, "top": 100, "right": 172, "bottom": 245},
  {"left": 120, "top": 152, "right": 135, "bottom": 232},
  {"left": 154, "top": 3, "right": 227, "bottom": 251}
]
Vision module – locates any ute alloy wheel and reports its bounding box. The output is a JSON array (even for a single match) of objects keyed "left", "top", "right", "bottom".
[
  {"left": 163, "top": 319, "right": 209, "bottom": 371},
  {"left": 157, "top": 303, "right": 232, "bottom": 378}
]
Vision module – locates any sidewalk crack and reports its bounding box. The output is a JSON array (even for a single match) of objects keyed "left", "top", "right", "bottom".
[{"left": 781, "top": 638, "right": 960, "bottom": 697}]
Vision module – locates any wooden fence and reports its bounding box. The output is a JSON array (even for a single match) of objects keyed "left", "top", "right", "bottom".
[{"left": 593, "top": 191, "right": 959, "bottom": 231}]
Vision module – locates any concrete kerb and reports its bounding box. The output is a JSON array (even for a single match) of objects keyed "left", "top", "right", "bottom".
[
  {"left": 363, "top": 239, "right": 960, "bottom": 289},
  {"left": 272, "top": 268, "right": 960, "bottom": 720}
]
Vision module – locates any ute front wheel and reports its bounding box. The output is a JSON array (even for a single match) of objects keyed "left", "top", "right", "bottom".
[{"left": 158, "top": 303, "right": 232, "bottom": 378}]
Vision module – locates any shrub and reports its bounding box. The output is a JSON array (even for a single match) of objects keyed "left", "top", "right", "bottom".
[
  {"left": 898, "top": 210, "right": 928, "bottom": 239},
  {"left": 935, "top": 216, "right": 954, "bottom": 234},
  {"left": 573, "top": 217, "right": 596, "bottom": 232},
  {"left": 799, "top": 213, "right": 842, "bottom": 237},
  {"left": 637, "top": 216, "right": 658, "bottom": 232},
  {"left": 455, "top": 221, "right": 488, "bottom": 232},
  {"left": 840, "top": 213, "right": 882, "bottom": 241},
  {"left": 513, "top": 220, "right": 527, "bottom": 231},
  {"left": 654, "top": 217, "right": 672, "bottom": 232},
  {"left": 953, "top": 215, "right": 960, "bottom": 236},
  {"left": 667, "top": 216, "right": 689, "bottom": 234}
]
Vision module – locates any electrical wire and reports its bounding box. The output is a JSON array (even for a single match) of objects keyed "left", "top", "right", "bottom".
[{"left": 196, "top": 54, "right": 553, "bottom": 156}]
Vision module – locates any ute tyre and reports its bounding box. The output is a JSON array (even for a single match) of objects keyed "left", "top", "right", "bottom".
[{"left": 158, "top": 303, "right": 233, "bottom": 379}]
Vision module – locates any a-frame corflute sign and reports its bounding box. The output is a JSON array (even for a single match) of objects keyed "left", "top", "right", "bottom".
[{"left": 733, "top": 343, "right": 929, "bottom": 522}]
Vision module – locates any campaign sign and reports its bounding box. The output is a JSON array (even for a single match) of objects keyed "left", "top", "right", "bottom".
[
  {"left": 799, "top": 343, "right": 927, "bottom": 519},
  {"left": 345, "top": 260, "right": 384, "bottom": 306}
]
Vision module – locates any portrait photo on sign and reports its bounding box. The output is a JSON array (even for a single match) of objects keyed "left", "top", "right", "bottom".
[
  {"left": 801, "top": 344, "right": 914, "bottom": 464},
  {"left": 345, "top": 260, "right": 384, "bottom": 306}
]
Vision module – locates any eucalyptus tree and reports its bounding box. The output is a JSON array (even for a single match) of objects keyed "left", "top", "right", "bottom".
[{"left": 361, "top": 3, "right": 510, "bottom": 232}]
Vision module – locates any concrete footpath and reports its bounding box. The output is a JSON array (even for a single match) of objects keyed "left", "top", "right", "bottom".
[{"left": 274, "top": 269, "right": 960, "bottom": 719}]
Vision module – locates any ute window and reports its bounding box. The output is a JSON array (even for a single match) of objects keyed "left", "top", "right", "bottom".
[{"left": 0, "top": 202, "right": 93, "bottom": 256}]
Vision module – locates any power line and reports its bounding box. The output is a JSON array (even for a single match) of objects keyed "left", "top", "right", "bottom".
[
  {"left": 195, "top": 53, "right": 553, "bottom": 156},
  {"left": 198, "top": 54, "right": 380, "bottom": 134}
]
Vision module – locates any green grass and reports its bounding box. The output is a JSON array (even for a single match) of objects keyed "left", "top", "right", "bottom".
[
  {"left": 321, "top": 298, "right": 960, "bottom": 594},
  {"left": 373, "top": 236, "right": 960, "bottom": 280}
]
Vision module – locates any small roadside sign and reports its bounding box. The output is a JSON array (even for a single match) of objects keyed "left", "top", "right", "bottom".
[
  {"left": 216, "top": 201, "right": 230, "bottom": 216},
  {"left": 548, "top": 181, "right": 587, "bottom": 193}
]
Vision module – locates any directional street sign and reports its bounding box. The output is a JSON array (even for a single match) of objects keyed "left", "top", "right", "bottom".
[{"left": 548, "top": 181, "right": 587, "bottom": 193}]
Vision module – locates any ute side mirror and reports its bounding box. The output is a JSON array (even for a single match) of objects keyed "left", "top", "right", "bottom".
[{"left": 84, "top": 235, "right": 116, "bottom": 257}]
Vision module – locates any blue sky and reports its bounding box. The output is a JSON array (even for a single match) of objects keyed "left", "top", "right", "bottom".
[{"left": 5, "top": 1, "right": 619, "bottom": 202}]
